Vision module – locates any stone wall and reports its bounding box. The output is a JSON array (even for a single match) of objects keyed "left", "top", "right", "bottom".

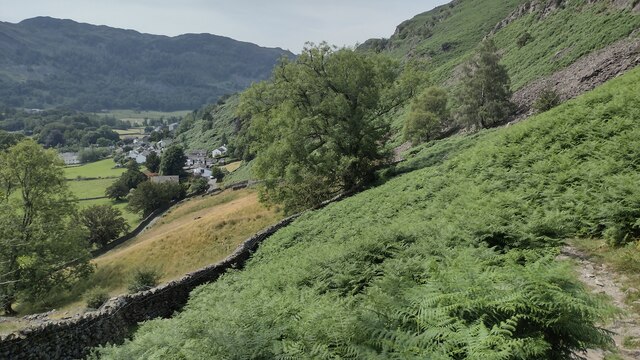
[{"left": 0, "top": 192, "right": 350, "bottom": 359}]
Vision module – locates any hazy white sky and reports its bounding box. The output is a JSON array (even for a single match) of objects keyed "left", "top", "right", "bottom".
[{"left": 0, "top": 0, "right": 449, "bottom": 51}]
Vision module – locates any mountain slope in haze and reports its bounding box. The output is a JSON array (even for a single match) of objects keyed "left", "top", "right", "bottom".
[{"left": 0, "top": 17, "right": 293, "bottom": 111}]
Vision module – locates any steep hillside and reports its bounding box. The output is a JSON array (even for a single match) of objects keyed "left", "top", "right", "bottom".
[
  {"left": 361, "top": 0, "right": 640, "bottom": 87},
  {"left": 177, "top": 95, "right": 240, "bottom": 152},
  {"left": 0, "top": 17, "right": 293, "bottom": 111},
  {"left": 359, "top": 0, "right": 529, "bottom": 79},
  {"left": 96, "top": 64, "right": 640, "bottom": 359}
]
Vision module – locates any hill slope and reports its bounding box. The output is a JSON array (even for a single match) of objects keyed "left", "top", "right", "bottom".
[
  {"left": 0, "top": 17, "right": 293, "bottom": 111},
  {"left": 177, "top": 1, "right": 640, "bottom": 153},
  {"left": 361, "top": 0, "right": 640, "bottom": 87},
  {"left": 95, "top": 64, "right": 640, "bottom": 360}
]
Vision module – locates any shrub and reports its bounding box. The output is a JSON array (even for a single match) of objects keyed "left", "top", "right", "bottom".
[
  {"left": 85, "top": 288, "right": 110, "bottom": 310},
  {"left": 516, "top": 31, "right": 533, "bottom": 47},
  {"left": 188, "top": 177, "right": 210, "bottom": 195},
  {"left": 128, "top": 269, "right": 160, "bottom": 293},
  {"left": 533, "top": 87, "right": 561, "bottom": 113}
]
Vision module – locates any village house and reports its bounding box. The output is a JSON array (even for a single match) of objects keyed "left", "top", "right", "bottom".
[
  {"left": 128, "top": 149, "right": 149, "bottom": 164},
  {"left": 211, "top": 145, "right": 228, "bottom": 158},
  {"left": 186, "top": 149, "right": 209, "bottom": 167},
  {"left": 59, "top": 152, "right": 80, "bottom": 165},
  {"left": 193, "top": 167, "right": 212, "bottom": 178}
]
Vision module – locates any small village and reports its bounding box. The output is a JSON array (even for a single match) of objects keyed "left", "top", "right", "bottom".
[{"left": 57, "top": 121, "right": 230, "bottom": 190}]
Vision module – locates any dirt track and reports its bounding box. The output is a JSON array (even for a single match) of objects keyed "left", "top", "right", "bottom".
[{"left": 559, "top": 246, "right": 640, "bottom": 360}]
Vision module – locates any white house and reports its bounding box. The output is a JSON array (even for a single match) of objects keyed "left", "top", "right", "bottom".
[
  {"left": 128, "top": 150, "right": 149, "bottom": 164},
  {"left": 168, "top": 123, "right": 179, "bottom": 132},
  {"left": 211, "top": 145, "right": 228, "bottom": 158},
  {"left": 193, "top": 167, "right": 212, "bottom": 178},
  {"left": 59, "top": 152, "right": 80, "bottom": 165}
]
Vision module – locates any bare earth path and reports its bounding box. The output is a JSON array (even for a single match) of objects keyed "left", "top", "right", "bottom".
[{"left": 559, "top": 246, "right": 640, "bottom": 360}]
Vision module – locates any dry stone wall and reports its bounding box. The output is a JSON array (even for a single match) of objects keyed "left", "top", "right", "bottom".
[{"left": 0, "top": 193, "right": 349, "bottom": 360}]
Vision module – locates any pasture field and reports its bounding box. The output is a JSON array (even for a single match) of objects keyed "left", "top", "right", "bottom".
[
  {"left": 63, "top": 159, "right": 140, "bottom": 227},
  {"left": 96, "top": 110, "right": 190, "bottom": 125},
  {"left": 67, "top": 178, "right": 115, "bottom": 199},
  {"left": 16, "top": 189, "right": 281, "bottom": 317},
  {"left": 74, "top": 198, "right": 139, "bottom": 228},
  {"left": 222, "top": 160, "right": 242, "bottom": 173},
  {"left": 92, "top": 189, "right": 281, "bottom": 292},
  {"left": 64, "top": 158, "right": 124, "bottom": 179},
  {"left": 115, "top": 127, "right": 146, "bottom": 139},
  {"left": 222, "top": 160, "right": 254, "bottom": 186}
]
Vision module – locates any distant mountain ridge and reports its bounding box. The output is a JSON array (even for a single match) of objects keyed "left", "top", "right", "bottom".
[{"left": 0, "top": 17, "right": 293, "bottom": 111}]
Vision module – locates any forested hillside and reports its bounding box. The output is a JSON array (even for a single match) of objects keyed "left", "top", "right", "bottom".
[
  {"left": 96, "top": 62, "right": 640, "bottom": 360},
  {"left": 0, "top": 17, "right": 293, "bottom": 111}
]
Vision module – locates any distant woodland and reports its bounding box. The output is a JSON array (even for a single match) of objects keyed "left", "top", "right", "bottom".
[{"left": 0, "top": 17, "right": 293, "bottom": 111}]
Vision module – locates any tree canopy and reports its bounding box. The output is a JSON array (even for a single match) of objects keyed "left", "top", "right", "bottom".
[
  {"left": 403, "top": 86, "right": 451, "bottom": 143},
  {"left": 80, "top": 205, "right": 131, "bottom": 248},
  {"left": 145, "top": 151, "right": 161, "bottom": 173},
  {"left": 106, "top": 161, "right": 147, "bottom": 200},
  {"left": 240, "top": 43, "right": 419, "bottom": 212},
  {"left": 127, "top": 181, "right": 185, "bottom": 217},
  {"left": 454, "top": 39, "right": 514, "bottom": 129},
  {"left": 159, "top": 145, "right": 187, "bottom": 177},
  {"left": 0, "top": 140, "right": 92, "bottom": 314}
]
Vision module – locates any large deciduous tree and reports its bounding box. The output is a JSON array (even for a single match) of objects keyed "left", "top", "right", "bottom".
[
  {"left": 159, "top": 145, "right": 187, "bottom": 177},
  {"left": 145, "top": 151, "right": 161, "bottom": 173},
  {"left": 127, "top": 181, "right": 185, "bottom": 217},
  {"left": 80, "top": 205, "right": 131, "bottom": 248},
  {"left": 454, "top": 39, "right": 514, "bottom": 129},
  {"left": 240, "top": 43, "right": 419, "bottom": 212},
  {"left": 403, "top": 86, "right": 451, "bottom": 143},
  {"left": 0, "top": 140, "right": 92, "bottom": 314}
]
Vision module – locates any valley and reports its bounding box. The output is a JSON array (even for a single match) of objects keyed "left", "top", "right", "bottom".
[{"left": 1, "top": 0, "right": 640, "bottom": 359}]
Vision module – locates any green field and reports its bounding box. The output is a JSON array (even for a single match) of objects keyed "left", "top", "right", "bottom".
[
  {"left": 67, "top": 178, "right": 115, "bottom": 199},
  {"left": 95, "top": 110, "right": 191, "bottom": 126},
  {"left": 115, "top": 127, "right": 147, "bottom": 139},
  {"left": 96, "top": 61, "right": 640, "bottom": 360},
  {"left": 222, "top": 160, "right": 254, "bottom": 186},
  {"left": 63, "top": 159, "right": 140, "bottom": 227},
  {"left": 67, "top": 179, "right": 140, "bottom": 227},
  {"left": 64, "top": 158, "right": 125, "bottom": 179}
]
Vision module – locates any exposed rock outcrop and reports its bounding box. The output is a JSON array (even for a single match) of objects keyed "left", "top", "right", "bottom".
[{"left": 512, "top": 36, "right": 640, "bottom": 120}]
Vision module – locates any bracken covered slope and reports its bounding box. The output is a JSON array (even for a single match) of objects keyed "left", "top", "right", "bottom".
[{"left": 95, "top": 63, "right": 640, "bottom": 360}]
